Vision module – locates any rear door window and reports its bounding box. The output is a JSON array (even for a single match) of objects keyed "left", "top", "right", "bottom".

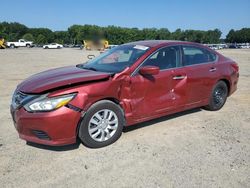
[{"left": 182, "top": 46, "right": 217, "bottom": 66}]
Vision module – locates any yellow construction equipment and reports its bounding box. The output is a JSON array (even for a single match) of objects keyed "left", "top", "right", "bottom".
[
  {"left": 0, "top": 37, "right": 6, "bottom": 49},
  {"left": 83, "top": 39, "right": 109, "bottom": 51}
]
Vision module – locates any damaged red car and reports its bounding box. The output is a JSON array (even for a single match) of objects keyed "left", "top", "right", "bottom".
[{"left": 10, "top": 40, "right": 239, "bottom": 148}]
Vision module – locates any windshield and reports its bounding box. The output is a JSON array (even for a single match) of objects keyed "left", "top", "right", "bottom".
[{"left": 79, "top": 44, "right": 150, "bottom": 73}]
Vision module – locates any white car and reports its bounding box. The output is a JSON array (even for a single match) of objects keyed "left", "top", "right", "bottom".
[
  {"left": 240, "top": 45, "right": 250, "bottom": 49},
  {"left": 43, "top": 43, "right": 63, "bottom": 49},
  {"left": 208, "top": 45, "right": 219, "bottom": 50},
  {"left": 6, "top": 39, "right": 33, "bottom": 48}
]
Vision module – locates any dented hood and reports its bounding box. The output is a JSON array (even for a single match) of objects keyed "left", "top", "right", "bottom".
[{"left": 17, "top": 65, "right": 111, "bottom": 93}]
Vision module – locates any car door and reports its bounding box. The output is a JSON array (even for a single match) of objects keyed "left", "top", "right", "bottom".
[
  {"left": 130, "top": 45, "right": 187, "bottom": 119},
  {"left": 20, "top": 40, "right": 25, "bottom": 47},
  {"left": 181, "top": 45, "right": 219, "bottom": 106},
  {"left": 51, "top": 43, "right": 56, "bottom": 49}
]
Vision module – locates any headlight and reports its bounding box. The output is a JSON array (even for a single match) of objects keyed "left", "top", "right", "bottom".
[{"left": 24, "top": 93, "right": 76, "bottom": 112}]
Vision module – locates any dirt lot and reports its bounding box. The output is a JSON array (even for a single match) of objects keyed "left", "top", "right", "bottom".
[{"left": 0, "top": 48, "right": 249, "bottom": 188}]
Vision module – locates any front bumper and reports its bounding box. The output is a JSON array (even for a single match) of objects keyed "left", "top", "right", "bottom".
[{"left": 10, "top": 105, "right": 81, "bottom": 146}]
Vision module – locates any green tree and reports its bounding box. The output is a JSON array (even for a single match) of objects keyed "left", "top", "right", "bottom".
[
  {"left": 2, "top": 21, "right": 249, "bottom": 45},
  {"left": 28, "top": 28, "right": 54, "bottom": 43},
  {"left": 54, "top": 31, "right": 70, "bottom": 44},
  {"left": 35, "top": 34, "right": 47, "bottom": 44},
  {"left": 225, "top": 28, "right": 250, "bottom": 43},
  {"left": 22, "top": 33, "right": 34, "bottom": 41}
]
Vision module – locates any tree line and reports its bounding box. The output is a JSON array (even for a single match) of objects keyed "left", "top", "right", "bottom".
[
  {"left": 225, "top": 28, "right": 250, "bottom": 43},
  {"left": 0, "top": 22, "right": 249, "bottom": 45}
]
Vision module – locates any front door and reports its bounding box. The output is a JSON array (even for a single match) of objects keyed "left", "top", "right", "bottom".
[{"left": 130, "top": 45, "right": 187, "bottom": 120}]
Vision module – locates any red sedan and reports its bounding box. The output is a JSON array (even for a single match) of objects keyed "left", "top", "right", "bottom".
[{"left": 10, "top": 40, "right": 239, "bottom": 148}]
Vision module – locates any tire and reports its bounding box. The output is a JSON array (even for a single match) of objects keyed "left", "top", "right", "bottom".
[
  {"left": 205, "top": 81, "right": 228, "bottom": 111},
  {"left": 45, "top": 46, "right": 48, "bottom": 49},
  {"left": 78, "top": 100, "right": 125, "bottom": 148},
  {"left": 26, "top": 44, "right": 31, "bottom": 48},
  {"left": 57, "top": 46, "right": 60, "bottom": 49},
  {"left": 10, "top": 44, "right": 15, "bottom": 49}
]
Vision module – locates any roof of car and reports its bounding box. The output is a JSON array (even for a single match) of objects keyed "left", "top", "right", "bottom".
[{"left": 125, "top": 40, "right": 200, "bottom": 48}]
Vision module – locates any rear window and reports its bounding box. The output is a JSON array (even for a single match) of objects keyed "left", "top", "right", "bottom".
[{"left": 183, "top": 46, "right": 217, "bottom": 66}]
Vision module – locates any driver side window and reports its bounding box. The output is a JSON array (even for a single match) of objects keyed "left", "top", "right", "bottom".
[{"left": 142, "top": 46, "right": 180, "bottom": 70}]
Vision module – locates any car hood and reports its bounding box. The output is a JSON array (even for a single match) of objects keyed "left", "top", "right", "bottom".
[{"left": 17, "top": 65, "right": 111, "bottom": 93}]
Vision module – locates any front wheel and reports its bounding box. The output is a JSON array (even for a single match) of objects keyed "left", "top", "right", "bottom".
[
  {"left": 205, "top": 81, "right": 228, "bottom": 111},
  {"left": 78, "top": 100, "right": 125, "bottom": 148}
]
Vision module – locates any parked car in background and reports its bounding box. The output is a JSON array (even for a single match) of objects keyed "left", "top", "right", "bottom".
[
  {"left": 208, "top": 45, "right": 219, "bottom": 50},
  {"left": 206, "top": 44, "right": 227, "bottom": 50},
  {"left": 10, "top": 40, "right": 239, "bottom": 148},
  {"left": 229, "top": 44, "right": 240, "bottom": 49},
  {"left": 6, "top": 39, "right": 33, "bottom": 48},
  {"left": 217, "top": 45, "right": 223, "bottom": 50},
  {"left": 43, "top": 43, "right": 63, "bottom": 49},
  {"left": 239, "top": 44, "right": 250, "bottom": 49},
  {"left": 63, "top": 44, "right": 75, "bottom": 48}
]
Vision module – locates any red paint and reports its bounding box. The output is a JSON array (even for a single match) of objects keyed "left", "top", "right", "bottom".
[
  {"left": 17, "top": 66, "right": 110, "bottom": 93},
  {"left": 10, "top": 40, "right": 239, "bottom": 146}
]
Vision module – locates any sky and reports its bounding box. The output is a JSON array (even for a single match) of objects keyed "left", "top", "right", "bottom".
[{"left": 1, "top": 0, "right": 250, "bottom": 38}]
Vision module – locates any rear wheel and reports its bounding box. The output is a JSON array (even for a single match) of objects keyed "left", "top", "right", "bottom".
[
  {"left": 205, "top": 81, "right": 228, "bottom": 111},
  {"left": 78, "top": 100, "right": 125, "bottom": 148},
  {"left": 26, "top": 44, "right": 31, "bottom": 48},
  {"left": 10, "top": 44, "right": 15, "bottom": 49}
]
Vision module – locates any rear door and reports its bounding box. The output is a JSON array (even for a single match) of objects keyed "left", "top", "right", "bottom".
[{"left": 181, "top": 45, "right": 218, "bottom": 106}]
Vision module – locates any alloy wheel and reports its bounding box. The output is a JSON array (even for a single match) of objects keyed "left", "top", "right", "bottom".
[{"left": 213, "top": 86, "right": 226, "bottom": 108}]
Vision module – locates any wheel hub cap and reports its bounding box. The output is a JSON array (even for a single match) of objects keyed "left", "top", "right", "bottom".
[{"left": 88, "top": 109, "right": 118, "bottom": 142}]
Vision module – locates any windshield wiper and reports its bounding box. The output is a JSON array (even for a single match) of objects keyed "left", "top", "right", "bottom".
[{"left": 80, "top": 64, "right": 97, "bottom": 71}]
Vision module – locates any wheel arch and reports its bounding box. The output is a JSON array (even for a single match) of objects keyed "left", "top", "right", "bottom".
[
  {"left": 75, "top": 97, "right": 125, "bottom": 137},
  {"left": 101, "top": 97, "right": 120, "bottom": 106},
  {"left": 218, "top": 78, "right": 231, "bottom": 96}
]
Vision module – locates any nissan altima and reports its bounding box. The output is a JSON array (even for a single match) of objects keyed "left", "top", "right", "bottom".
[{"left": 10, "top": 40, "right": 239, "bottom": 148}]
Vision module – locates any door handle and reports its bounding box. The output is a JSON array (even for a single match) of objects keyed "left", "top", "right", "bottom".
[
  {"left": 173, "top": 75, "right": 186, "bottom": 80},
  {"left": 209, "top": 67, "right": 217, "bottom": 72}
]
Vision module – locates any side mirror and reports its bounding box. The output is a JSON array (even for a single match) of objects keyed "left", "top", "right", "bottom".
[{"left": 139, "top": 66, "right": 159, "bottom": 75}]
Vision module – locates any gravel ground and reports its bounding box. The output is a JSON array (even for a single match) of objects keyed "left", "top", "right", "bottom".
[{"left": 0, "top": 48, "right": 249, "bottom": 188}]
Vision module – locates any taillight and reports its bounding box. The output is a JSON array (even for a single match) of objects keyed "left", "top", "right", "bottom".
[{"left": 231, "top": 63, "right": 239, "bottom": 73}]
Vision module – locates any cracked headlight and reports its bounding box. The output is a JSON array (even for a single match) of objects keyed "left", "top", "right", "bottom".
[{"left": 24, "top": 93, "right": 76, "bottom": 112}]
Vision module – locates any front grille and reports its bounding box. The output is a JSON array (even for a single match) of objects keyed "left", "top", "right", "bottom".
[{"left": 32, "top": 130, "right": 51, "bottom": 140}]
